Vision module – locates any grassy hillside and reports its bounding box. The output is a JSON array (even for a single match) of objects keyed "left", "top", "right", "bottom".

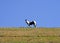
[{"left": 0, "top": 28, "right": 60, "bottom": 43}]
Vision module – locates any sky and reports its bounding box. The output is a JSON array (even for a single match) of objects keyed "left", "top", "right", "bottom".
[{"left": 0, "top": 0, "right": 60, "bottom": 27}]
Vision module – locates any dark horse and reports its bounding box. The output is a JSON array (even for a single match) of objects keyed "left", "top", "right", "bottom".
[{"left": 25, "top": 19, "right": 36, "bottom": 27}]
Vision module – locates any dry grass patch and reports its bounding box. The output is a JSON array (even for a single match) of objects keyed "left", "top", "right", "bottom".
[{"left": 0, "top": 28, "right": 60, "bottom": 43}]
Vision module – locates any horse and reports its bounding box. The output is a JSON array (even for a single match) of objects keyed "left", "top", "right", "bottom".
[{"left": 25, "top": 19, "right": 36, "bottom": 27}]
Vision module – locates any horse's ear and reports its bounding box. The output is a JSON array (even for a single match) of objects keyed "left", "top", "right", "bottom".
[{"left": 25, "top": 19, "right": 27, "bottom": 21}]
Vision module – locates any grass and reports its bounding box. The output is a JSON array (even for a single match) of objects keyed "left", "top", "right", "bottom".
[{"left": 0, "top": 27, "right": 60, "bottom": 43}]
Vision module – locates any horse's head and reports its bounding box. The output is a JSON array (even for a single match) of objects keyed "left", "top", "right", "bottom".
[
  {"left": 25, "top": 19, "right": 30, "bottom": 25},
  {"left": 25, "top": 19, "right": 27, "bottom": 22}
]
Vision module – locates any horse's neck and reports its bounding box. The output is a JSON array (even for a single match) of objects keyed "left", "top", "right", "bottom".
[{"left": 26, "top": 20, "right": 30, "bottom": 24}]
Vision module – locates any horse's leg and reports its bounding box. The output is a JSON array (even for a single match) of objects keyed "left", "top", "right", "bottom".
[
  {"left": 34, "top": 24, "right": 36, "bottom": 27},
  {"left": 28, "top": 24, "right": 31, "bottom": 28}
]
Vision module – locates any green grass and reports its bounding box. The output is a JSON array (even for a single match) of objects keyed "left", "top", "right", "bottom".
[{"left": 0, "top": 28, "right": 60, "bottom": 43}]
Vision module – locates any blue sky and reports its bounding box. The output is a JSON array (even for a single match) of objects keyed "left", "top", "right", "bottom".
[{"left": 0, "top": 0, "right": 60, "bottom": 27}]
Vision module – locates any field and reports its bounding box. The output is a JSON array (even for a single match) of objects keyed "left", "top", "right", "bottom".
[{"left": 0, "top": 28, "right": 60, "bottom": 43}]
